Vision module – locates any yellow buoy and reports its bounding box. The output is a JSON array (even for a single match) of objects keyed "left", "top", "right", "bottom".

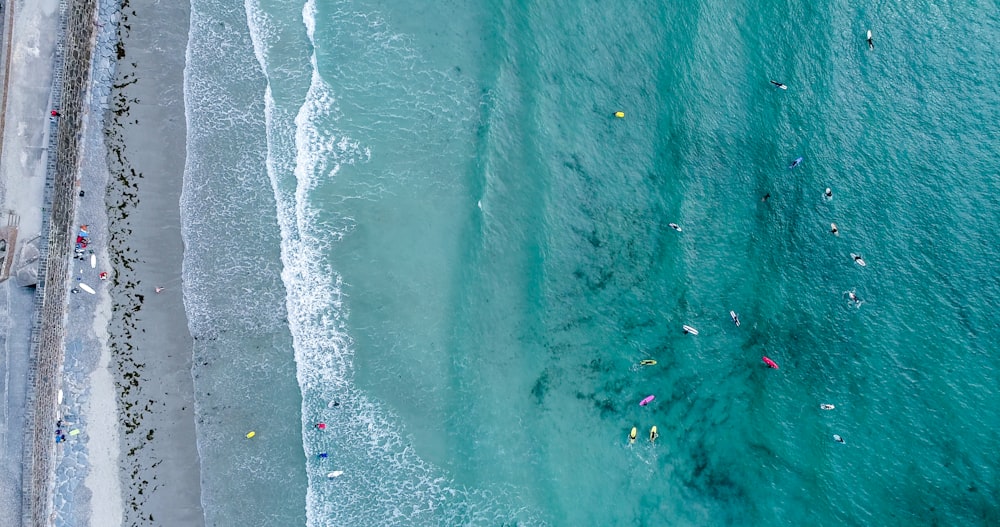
[
  {"left": 614, "top": 111, "right": 625, "bottom": 118},
  {"left": 246, "top": 431, "right": 256, "bottom": 439}
]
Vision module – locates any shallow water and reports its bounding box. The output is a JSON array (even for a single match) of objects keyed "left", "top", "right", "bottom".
[{"left": 183, "top": 1, "right": 1000, "bottom": 525}]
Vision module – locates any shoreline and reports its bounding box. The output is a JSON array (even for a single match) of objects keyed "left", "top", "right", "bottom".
[
  {"left": 100, "top": 0, "right": 203, "bottom": 525},
  {"left": 5, "top": 0, "right": 203, "bottom": 524}
]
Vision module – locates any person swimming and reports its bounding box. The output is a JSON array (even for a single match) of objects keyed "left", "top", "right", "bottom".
[
  {"left": 769, "top": 80, "right": 787, "bottom": 89},
  {"left": 762, "top": 192, "right": 770, "bottom": 202},
  {"left": 834, "top": 434, "right": 846, "bottom": 444},
  {"left": 848, "top": 290, "right": 863, "bottom": 306},
  {"left": 824, "top": 188, "right": 833, "bottom": 199}
]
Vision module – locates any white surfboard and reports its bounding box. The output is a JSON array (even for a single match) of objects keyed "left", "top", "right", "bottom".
[
  {"left": 79, "top": 283, "right": 96, "bottom": 294},
  {"left": 327, "top": 471, "right": 344, "bottom": 479},
  {"left": 669, "top": 223, "right": 682, "bottom": 232},
  {"left": 90, "top": 254, "right": 96, "bottom": 268},
  {"left": 682, "top": 325, "right": 699, "bottom": 335},
  {"left": 851, "top": 253, "right": 867, "bottom": 267},
  {"left": 867, "top": 30, "right": 872, "bottom": 40}
]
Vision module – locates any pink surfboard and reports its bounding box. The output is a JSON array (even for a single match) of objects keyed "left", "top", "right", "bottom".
[
  {"left": 762, "top": 356, "right": 779, "bottom": 369},
  {"left": 639, "top": 395, "right": 655, "bottom": 406}
]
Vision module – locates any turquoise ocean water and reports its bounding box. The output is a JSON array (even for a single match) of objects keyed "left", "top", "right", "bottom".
[{"left": 182, "top": 0, "right": 1000, "bottom": 525}]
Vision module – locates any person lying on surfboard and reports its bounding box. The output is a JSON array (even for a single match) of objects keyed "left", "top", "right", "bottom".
[{"left": 769, "top": 80, "right": 787, "bottom": 89}]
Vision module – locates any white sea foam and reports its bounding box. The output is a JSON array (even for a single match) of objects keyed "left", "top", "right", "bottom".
[{"left": 244, "top": 0, "right": 539, "bottom": 524}]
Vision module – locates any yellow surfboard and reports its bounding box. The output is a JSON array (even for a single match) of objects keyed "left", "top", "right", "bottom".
[
  {"left": 640, "top": 359, "right": 657, "bottom": 366},
  {"left": 629, "top": 427, "right": 637, "bottom": 444},
  {"left": 649, "top": 426, "right": 658, "bottom": 442}
]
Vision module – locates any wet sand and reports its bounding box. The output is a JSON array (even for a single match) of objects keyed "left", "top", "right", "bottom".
[{"left": 100, "top": 0, "right": 203, "bottom": 524}]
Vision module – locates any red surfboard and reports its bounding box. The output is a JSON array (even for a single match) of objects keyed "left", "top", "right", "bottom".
[{"left": 762, "top": 356, "right": 779, "bottom": 369}]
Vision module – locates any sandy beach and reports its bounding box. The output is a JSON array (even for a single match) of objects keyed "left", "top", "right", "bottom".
[
  {"left": 0, "top": 0, "right": 202, "bottom": 525},
  {"left": 98, "top": 0, "right": 204, "bottom": 525}
]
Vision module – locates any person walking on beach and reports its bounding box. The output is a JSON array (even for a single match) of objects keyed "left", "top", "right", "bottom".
[
  {"left": 155, "top": 286, "right": 165, "bottom": 293},
  {"left": 51, "top": 110, "right": 60, "bottom": 117}
]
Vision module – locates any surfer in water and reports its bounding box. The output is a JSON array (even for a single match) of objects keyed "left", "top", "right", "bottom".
[
  {"left": 830, "top": 223, "right": 839, "bottom": 236},
  {"left": 824, "top": 188, "right": 833, "bottom": 200},
  {"left": 853, "top": 254, "right": 865, "bottom": 265},
  {"left": 788, "top": 157, "right": 803, "bottom": 169},
  {"left": 867, "top": 31, "right": 874, "bottom": 50},
  {"left": 669, "top": 223, "right": 682, "bottom": 232},
  {"left": 834, "top": 434, "right": 846, "bottom": 444},
  {"left": 848, "top": 290, "right": 863, "bottom": 306},
  {"left": 770, "top": 80, "right": 787, "bottom": 89},
  {"left": 820, "top": 404, "right": 835, "bottom": 410},
  {"left": 762, "top": 192, "right": 770, "bottom": 202}
]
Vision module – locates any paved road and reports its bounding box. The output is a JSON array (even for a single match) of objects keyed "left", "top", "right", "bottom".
[{"left": 0, "top": 0, "right": 62, "bottom": 521}]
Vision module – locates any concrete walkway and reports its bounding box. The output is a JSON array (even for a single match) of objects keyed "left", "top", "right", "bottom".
[{"left": 0, "top": 0, "right": 64, "bottom": 522}]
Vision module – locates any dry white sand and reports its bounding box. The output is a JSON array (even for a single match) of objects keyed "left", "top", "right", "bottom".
[{"left": 84, "top": 288, "right": 123, "bottom": 526}]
